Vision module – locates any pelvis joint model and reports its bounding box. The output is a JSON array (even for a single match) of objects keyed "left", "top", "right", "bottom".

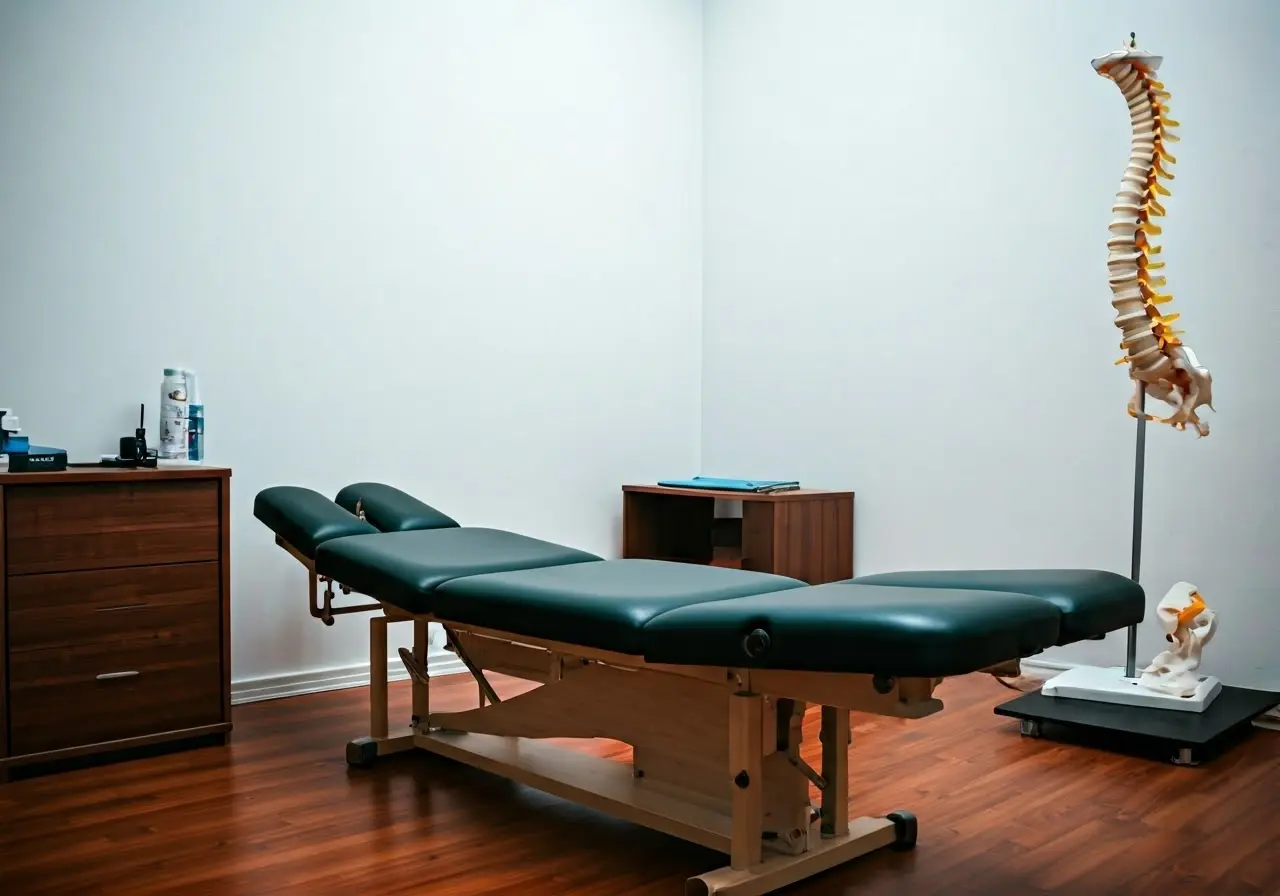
[
  {"left": 1092, "top": 35, "right": 1213, "bottom": 437},
  {"left": 1138, "top": 581, "right": 1217, "bottom": 698}
]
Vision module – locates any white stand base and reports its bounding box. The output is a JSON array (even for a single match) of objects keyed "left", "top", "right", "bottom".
[{"left": 1041, "top": 665, "right": 1222, "bottom": 713}]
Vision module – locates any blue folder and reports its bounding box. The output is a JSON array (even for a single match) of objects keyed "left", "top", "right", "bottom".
[{"left": 656, "top": 476, "right": 801, "bottom": 494}]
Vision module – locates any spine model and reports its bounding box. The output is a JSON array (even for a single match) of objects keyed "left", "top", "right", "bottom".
[{"left": 1092, "top": 35, "right": 1213, "bottom": 437}]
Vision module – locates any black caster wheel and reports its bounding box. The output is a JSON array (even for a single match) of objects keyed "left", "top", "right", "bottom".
[
  {"left": 885, "top": 810, "right": 917, "bottom": 851},
  {"left": 346, "top": 737, "right": 379, "bottom": 769}
]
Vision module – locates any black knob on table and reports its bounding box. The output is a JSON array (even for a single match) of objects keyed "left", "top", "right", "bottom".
[{"left": 743, "top": 628, "right": 771, "bottom": 659}]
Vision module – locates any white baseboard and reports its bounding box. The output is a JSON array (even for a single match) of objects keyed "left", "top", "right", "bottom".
[
  {"left": 231, "top": 651, "right": 468, "bottom": 705},
  {"left": 1016, "top": 658, "right": 1077, "bottom": 681}
]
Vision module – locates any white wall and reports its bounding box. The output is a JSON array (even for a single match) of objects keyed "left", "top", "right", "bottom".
[
  {"left": 5, "top": 0, "right": 1276, "bottom": 696},
  {"left": 0, "top": 0, "right": 704, "bottom": 689},
  {"left": 702, "top": 0, "right": 1280, "bottom": 689}
]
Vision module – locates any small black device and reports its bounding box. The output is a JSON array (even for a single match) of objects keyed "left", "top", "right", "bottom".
[
  {"left": 7, "top": 447, "right": 69, "bottom": 472},
  {"left": 102, "top": 403, "right": 158, "bottom": 468}
]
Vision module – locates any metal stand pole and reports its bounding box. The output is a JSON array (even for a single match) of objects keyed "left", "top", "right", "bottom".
[{"left": 1126, "top": 386, "right": 1146, "bottom": 679}]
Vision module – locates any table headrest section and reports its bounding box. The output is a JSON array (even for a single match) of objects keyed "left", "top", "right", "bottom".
[
  {"left": 334, "top": 482, "right": 460, "bottom": 533},
  {"left": 314, "top": 527, "right": 604, "bottom": 614},
  {"left": 254, "top": 485, "right": 378, "bottom": 558},
  {"left": 639, "top": 582, "right": 1064, "bottom": 677}
]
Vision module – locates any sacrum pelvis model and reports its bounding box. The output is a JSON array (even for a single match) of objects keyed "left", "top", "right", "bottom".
[{"left": 1092, "top": 34, "right": 1213, "bottom": 437}]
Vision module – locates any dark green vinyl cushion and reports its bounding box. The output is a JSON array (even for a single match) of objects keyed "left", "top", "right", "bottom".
[
  {"left": 844, "top": 569, "right": 1144, "bottom": 645},
  {"left": 254, "top": 486, "right": 377, "bottom": 558},
  {"left": 434, "top": 559, "right": 809, "bottom": 655},
  {"left": 314, "top": 528, "right": 601, "bottom": 614},
  {"left": 333, "top": 482, "right": 459, "bottom": 532},
  {"left": 640, "top": 583, "right": 1064, "bottom": 677}
]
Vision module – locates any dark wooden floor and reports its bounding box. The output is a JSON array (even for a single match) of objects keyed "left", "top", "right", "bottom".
[{"left": 1, "top": 672, "right": 1277, "bottom": 895}]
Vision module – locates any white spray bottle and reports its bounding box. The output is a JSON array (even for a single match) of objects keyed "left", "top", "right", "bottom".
[{"left": 160, "top": 368, "right": 189, "bottom": 459}]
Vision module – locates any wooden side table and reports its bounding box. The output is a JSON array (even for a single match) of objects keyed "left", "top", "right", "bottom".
[{"left": 621, "top": 484, "right": 854, "bottom": 584}]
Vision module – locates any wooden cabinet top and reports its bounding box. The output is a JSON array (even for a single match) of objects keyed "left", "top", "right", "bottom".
[
  {"left": 622, "top": 483, "right": 852, "bottom": 502},
  {"left": 0, "top": 465, "right": 231, "bottom": 486}
]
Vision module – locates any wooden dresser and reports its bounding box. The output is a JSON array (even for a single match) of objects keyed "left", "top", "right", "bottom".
[{"left": 0, "top": 465, "right": 232, "bottom": 779}]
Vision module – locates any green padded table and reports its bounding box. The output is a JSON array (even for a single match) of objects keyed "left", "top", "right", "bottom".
[{"left": 249, "top": 479, "right": 1275, "bottom": 896}]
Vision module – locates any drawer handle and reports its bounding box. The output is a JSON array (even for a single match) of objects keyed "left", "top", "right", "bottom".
[
  {"left": 96, "top": 603, "right": 148, "bottom": 613},
  {"left": 96, "top": 670, "right": 140, "bottom": 681}
]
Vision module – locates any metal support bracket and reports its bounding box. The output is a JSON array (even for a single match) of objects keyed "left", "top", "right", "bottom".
[
  {"left": 786, "top": 751, "right": 827, "bottom": 791},
  {"left": 314, "top": 575, "right": 380, "bottom": 626},
  {"left": 398, "top": 647, "right": 430, "bottom": 687},
  {"left": 274, "top": 534, "right": 381, "bottom": 625},
  {"left": 445, "top": 628, "right": 502, "bottom": 706}
]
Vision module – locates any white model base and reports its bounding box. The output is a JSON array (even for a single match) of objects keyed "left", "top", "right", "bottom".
[{"left": 1041, "top": 665, "right": 1222, "bottom": 713}]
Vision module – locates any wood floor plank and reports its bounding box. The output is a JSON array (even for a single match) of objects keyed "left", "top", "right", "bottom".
[{"left": 0, "top": 672, "right": 1276, "bottom": 894}]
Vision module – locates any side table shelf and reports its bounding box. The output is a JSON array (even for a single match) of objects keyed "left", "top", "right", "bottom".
[{"left": 621, "top": 484, "right": 854, "bottom": 585}]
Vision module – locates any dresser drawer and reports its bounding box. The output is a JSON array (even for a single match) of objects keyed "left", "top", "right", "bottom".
[
  {"left": 8, "top": 599, "right": 223, "bottom": 756},
  {"left": 9, "top": 659, "right": 223, "bottom": 756},
  {"left": 5, "top": 480, "right": 221, "bottom": 574},
  {"left": 8, "top": 562, "right": 221, "bottom": 652}
]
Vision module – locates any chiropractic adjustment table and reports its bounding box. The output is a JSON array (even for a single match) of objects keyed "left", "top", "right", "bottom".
[{"left": 255, "top": 482, "right": 1144, "bottom": 895}]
